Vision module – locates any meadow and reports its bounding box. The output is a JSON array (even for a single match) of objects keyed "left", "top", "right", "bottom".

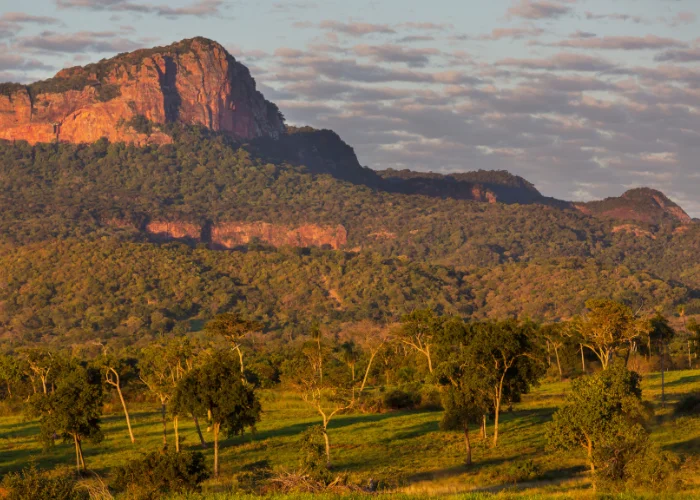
[{"left": 1, "top": 369, "right": 698, "bottom": 499}]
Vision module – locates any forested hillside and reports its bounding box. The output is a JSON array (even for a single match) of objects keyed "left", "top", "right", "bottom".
[{"left": 1, "top": 125, "right": 699, "bottom": 346}]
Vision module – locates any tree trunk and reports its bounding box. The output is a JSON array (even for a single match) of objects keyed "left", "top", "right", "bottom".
[
  {"left": 481, "top": 415, "right": 488, "bottom": 440},
  {"left": 689, "top": 341, "right": 693, "bottom": 370},
  {"left": 76, "top": 436, "right": 85, "bottom": 471},
  {"left": 493, "top": 395, "right": 501, "bottom": 448},
  {"left": 464, "top": 424, "right": 472, "bottom": 466},
  {"left": 116, "top": 384, "right": 135, "bottom": 444},
  {"left": 193, "top": 414, "right": 207, "bottom": 448},
  {"left": 554, "top": 345, "right": 562, "bottom": 379},
  {"left": 41, "top": 376, "right": 47, "bottom": 395},
  {"left": 5, "top": 380, "right": 11, "bottom": 398},
  {"left": 426, "top": 345, "right": 433, "bottom": 374},
  {"left": 74, "top": 434, "right": 81, "bottom": 472},
  {"left": 174, "top": 416, "right": 180, "bottom": 452},
  {"left": 580, "top": 344, "right": 586, "bottom": 373},
  {"left": 351, "top": 364, "right": 355, "bottom": 381},
  {"left": 322, "top": 427, "right": 331, "bottom": 467},
  {"left": 161, "top": 400, "right": 167, "bottom": 448},
  {"left": 660, "top": 341, "right": 666, "bottom": 409},
  {"left": 213, "top": 422, "right": 220, "bottom": 477},
  {"left": 360, "top": 351, "right": 378, "bottom": 393},
  {"left": 235, "top": 345, "right": 245, "bottom": 375}
]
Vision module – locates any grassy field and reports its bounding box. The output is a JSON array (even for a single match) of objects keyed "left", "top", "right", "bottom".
[{"left": 1, "top": 369, "right": 699, "bottom": 498}]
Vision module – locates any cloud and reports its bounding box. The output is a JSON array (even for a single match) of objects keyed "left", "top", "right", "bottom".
[
  {"left": 477, "top": 27, "right": 545, "bottom": 40},
  {"left": 0, "top": 53, "right": 55, "bottom": 72},
  {"left": 584, "top": 11, "right": 646, "bottom": 24},
  {"left": 668, "top": 11, "right": 696, "bottom": 27},
  {"left": 655, "top": 47, "right": 700, "bottom": 63},
  {"left": 507, "top": 0, "right": 574, "bottom": 20},
  {"left": 554, "top": 35, "right": 686, "bottom": 50},
  {"left": 497, "top": 53, "right": 616, "bottom": 72},
  {"left": 55, "top": 0, "right": 223, "bottom": 18},
  {"left": 16, "top": 30, "right": 141, "bottom": 53},
  {"left": 1, "top": 12, "right": 61, "bottom": 24},
  {"left": 318, "top": 20, "right": 395, "bottom": 36},
  {"left": 352, "top": 44, "right": 440, "bottom": 68}
]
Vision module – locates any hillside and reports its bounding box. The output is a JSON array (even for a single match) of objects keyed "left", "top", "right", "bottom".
[{"left": 0, "top": 38, "right": 699, "bottom": 344}]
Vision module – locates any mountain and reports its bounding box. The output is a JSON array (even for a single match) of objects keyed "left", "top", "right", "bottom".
[
  {"left": 576, "top": 188, "right": 692, "bottom": 225},
  {"left": 0, "top": 37, "right": 284, "bottom": 146}
]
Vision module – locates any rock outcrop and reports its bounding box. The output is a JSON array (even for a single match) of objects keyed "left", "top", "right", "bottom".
[
  {"left": 0, "top": 37, "right": 285, "bottom": 145},
  {"left": 118, "top": 219, "right": 347, "bottom": 250}
]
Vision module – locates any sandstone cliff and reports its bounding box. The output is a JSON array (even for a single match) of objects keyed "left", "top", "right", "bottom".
[
  {"left": 0, "top": 37, "right": 285, "bottom": 145},
  {"left": 577, "top": 188, "right": 691, "bottom": 225}
]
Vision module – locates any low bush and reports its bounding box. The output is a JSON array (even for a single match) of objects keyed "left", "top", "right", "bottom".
[
  {"left": 383, "top": 389, "right": 421, "bottom": 410},
  {"left": 111, "top": 449, "right": 209, "bottom": 500},
  {"left": 674, "top": 393, "right": 700, "bottom": 416},
  {"left": 1, "top": 465, "right": 87, "bottom": 500}
]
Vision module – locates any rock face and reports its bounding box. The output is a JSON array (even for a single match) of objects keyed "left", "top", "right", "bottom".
[
  {"left": 0, "top": 37, "right": 285, "bottom": 145},
  {"left": 129, "top": 220, "right": 347, "bottom": 250},
  {"left": 211, "top": 222, "right": 348, "bottom": 250}
]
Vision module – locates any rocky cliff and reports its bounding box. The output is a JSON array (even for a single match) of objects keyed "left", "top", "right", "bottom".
[{"left": 0, "top": 37, "right": 285, "bottom": 145}]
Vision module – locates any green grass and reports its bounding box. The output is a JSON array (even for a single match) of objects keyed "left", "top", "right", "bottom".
[{"left": 1, "top": 370, "right": 699, "bottom": 498}]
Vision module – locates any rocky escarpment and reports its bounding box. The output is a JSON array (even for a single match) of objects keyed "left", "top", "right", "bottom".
[
  {"left": 0, "top": 37, "right": 284, "bottom": 145},
  {"left": 108, "top": 219, "right": 347, "bottom": 250}
]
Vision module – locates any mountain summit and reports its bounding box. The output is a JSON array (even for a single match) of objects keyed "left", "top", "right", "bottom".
[
  {"left": 0, "top": 37, "right": 285, "bottom": 145},
  {"left": 577, "top": 188, "right": 691, "bottom": 225}
]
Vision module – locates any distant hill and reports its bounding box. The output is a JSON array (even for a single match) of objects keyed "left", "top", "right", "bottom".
[{"left": 0, "top": 38, "right": 698, "bottom": 344}]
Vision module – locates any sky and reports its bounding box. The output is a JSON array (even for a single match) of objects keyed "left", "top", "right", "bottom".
[{"left": 1, "top": 0, "right": 699, "bottom": 215}]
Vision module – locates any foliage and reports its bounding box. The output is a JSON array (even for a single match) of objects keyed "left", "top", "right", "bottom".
[
  {"left": 0, "top": 464, "right": 87, "bottom": 500},
  {"left": 546, "top": 362, "right": 653, "bottom": 482},
  {"left": 111, "top": 449, "right": 209, "bottom": 499},
  {"left": 674, "top": 393, "right": 700, "bottom": 416},
  {"left": 383, "top": 389, "right": 421, "bottom": 410},
  {"left": 298, "top": 426, "right": 333, "bottom": 483}
]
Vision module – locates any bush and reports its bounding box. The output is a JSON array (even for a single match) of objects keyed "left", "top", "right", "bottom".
[
  {"left": 1, "top": 465, "right": 87, "bottom": 500},
  {"left": 383, "top": 389, "right": 421, "bottom": 410},
  {"left": 623, "top": 447, "right": 680, "bottom": 492},
  {"left": 498, "top": 459, "right": 542, "bottom": 484},
  {"left": 234, "top": 460, "right": 273, "bottom": 494},
  {"left": 298, "top": 425, "right": 332, "bottom": 484},
  {"left": 111, "top": 449, "right": 209, "bottom": 500},
  {"left": 674, "top": 393, "right": 700, "bottom": 416}
]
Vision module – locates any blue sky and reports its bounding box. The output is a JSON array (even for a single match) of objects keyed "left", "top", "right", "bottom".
[{"left": 1, "top": 0, "right": 700, "bottom": 215}]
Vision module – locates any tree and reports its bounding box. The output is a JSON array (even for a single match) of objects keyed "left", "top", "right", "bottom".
[
  {"left": 0, "top": 354, "right": 21, "bottom": 399},
  {"left": 339, "top": 341, "right": 359, "bottom": 381},
  {"left": 29, "top": 365, "right": 103, "bottom": 471},
  {"left": 139, "top": 344, "right": 174, "bottom": 448},
  {"left": 572, "top": 299, "right": 649, "bottom": 370},
  {"left": 344, "top": 321, "right": 392, "bottom": 393},
  {"left": 20, "top": 348, "right": 56, "bottom": 395},
  {"left": 398, "top": 309, "right": 445, "bottom": 374},
  {"left": 468, "top": 320, "right": 545, "bottom": 447},
  {"left": 546, "top": 362, "right": 650, "bottom": 478},
  {"left": 205, "top": 313, "right": 262, "bottom": 376},
  {"left": 648, "top": 313, "right": 675, "bottom": 409},
  {"left": 97, "top": 354, "right": 136, "bottom": 444},
  {"left": 172, "top": 352, "right": 261, "bottom": 477},
  {"left": 436, "top": 324, "right": 492, "bottom": 465},
  {"left": 541, "top": 324, "right": 566, "bottom": 380}
]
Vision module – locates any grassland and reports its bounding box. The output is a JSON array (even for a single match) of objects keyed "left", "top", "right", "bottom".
[{"left": 1, "top": 370, "right": 699, "bottom": 499}]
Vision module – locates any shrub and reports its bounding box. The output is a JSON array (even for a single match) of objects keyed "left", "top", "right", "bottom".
[
  {"left": 127, "top": 115, "right": 153, "bottom": 135},
  {"left": 498, "top": 459, "right": 542, "bottom": 484},
  {"left": 111, "top": 449, "right": 209, "bottom": 500},
  {"left": 674, "top": 393, "right": 700, "bottom": 416},
  {"left": 383, "top": 389, "right": 421, "bottom": 410},
  {"left": 1, "top": 465, "right": 87, "bottom": 500},
  {"left": 298, "top": 425, "right": 332, "bottom": 484},
  {"left": 622, "top": 447, "right": 680, "bottom": 492},
  {"left": 234, "top": 460, "right": 273, "bottom": 494}
]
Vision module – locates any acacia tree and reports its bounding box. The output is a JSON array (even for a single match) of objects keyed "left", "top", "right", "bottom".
[
  {"left": 172, "top": 352, "right": 261, "bottom": 477},
  {"left": 29, "top": 365, "right": 103, "bottom": 471},
  {"left": 344, "top": 321, "right": 392, "bottom": 393},
  {"left": 468, "top": 320, "right": 545, "bottom": 447},
  {"left": 546, "top": 362, "right": 651, "bottom": 480},
  {"left": 541, "top": 323, "right": 566, "bottom": 380},
  {"left": 339, "top": 341, "right": 359, "bottom": 381},
  {"left": 204, "top": 313, "right": 262, "bottom": 376},
  {"left": 572, "top": 299, "right": 649, "bottom": 370},
  {"left": 0, "top": 353, "right": 21, "bottom": 399},
  {"left": 397, "top": 309, "right": 445, "bottom": 374},
  {"left": 286, "top": 335, "right": 356, "bottom": 467}
]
